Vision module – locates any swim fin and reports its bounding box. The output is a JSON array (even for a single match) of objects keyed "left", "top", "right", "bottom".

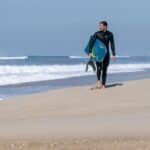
[{"left": 85, "top": 59, "right": 96, "bottom": 72}]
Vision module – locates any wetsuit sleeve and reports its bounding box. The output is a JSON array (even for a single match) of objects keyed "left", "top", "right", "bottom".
[
  {"left": 110, "top": 33, "right": 116, "bottom": 56},
  {"left": 89, "top": 33, "right": 97, "bottom": 53}
]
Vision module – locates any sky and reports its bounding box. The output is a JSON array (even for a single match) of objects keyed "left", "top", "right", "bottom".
[{"left": 0, "top": 0, "right": 150, "bottom": 56}]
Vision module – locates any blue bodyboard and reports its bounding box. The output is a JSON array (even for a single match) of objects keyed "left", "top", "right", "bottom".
[{"left": 84, "top": 36, "right": 107, "bottom": 62}]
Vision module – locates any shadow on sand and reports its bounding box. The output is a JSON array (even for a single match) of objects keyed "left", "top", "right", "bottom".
[{"left": 106, "top": 83, "right": 123, "bottom": 88}]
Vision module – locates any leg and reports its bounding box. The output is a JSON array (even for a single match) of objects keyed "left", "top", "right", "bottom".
[
  {"left": 101, "top": 55, "right": 110, "bottom": 88},
  {"left": 101, "top": 63, "right": 108, "bottom": 87},
  {"left": 96, "top": 61, "right": 102, "bottom": 88}
]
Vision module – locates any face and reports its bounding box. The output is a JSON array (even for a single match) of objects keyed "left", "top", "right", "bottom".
[{"left": 99, "top": 23, "right": 107, "bottom": 31}]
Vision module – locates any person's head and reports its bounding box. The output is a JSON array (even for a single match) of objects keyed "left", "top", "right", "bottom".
[{"left": 99, "top": 21, "right": 108, "bottom": 31}]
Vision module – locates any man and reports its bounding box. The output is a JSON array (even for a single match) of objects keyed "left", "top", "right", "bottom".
[{"left": 89, "top": 21, "right": 116, "bottom": 89}]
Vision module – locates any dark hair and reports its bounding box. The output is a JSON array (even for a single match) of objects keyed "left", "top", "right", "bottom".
[{"left": 100, "top": 21, "right": 108, "bottom": 27}]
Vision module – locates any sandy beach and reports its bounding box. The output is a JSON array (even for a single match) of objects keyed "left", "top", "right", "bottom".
[{"left": 0, "top": 79, "right": 150, "bottom": 149}]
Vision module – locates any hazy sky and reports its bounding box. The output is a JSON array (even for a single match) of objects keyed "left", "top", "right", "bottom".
[{"left": 0, "top": 0, "right": 150, "bottom": 56}]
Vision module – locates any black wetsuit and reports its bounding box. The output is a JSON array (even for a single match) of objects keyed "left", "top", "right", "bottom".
[{"left": 89, "top": 30, "right": 116, "bottom": 86}]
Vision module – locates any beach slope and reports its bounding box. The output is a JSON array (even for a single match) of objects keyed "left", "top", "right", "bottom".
[{"left": 0, "top": 79, "right": 150, "bottom": 149}]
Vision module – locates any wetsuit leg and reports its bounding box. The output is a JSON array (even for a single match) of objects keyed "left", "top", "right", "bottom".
[
  {"left": 96, "top": 61, "right": 102, "bottom": 81},
  {"left": 101, "top": 54, "right": 110, "bottom": 86}
]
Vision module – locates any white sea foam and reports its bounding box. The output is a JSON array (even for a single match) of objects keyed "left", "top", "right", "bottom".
[
  {"left": 0, "top": 56, "right": 28, "bottom": 60},
  {"left": 115, "top": 55, "right": 131, "bottom": 58},
  {"left": 69, "top": 56, "right": 88, "bottom": 59},
  {"left": 69, "top": 55, "right": 131, "bottom": 59},
  {"left": 0, "top": 98, "right": 3, "bottom": 101},
  {"left": 0, "top": 63, "right": 149, "bottom": 86}
]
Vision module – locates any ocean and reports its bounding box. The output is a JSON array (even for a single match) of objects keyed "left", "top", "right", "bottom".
[{"left": 0, "top": 55, "right": 150, "bottom": 100}]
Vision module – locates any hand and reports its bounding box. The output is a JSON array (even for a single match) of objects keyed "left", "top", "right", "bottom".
[
  {"left": 89, "top": 53, "right": 93, "bottom": 58},
  {"left": 111, "top": 55, "right": 116, "bottom": 61}
]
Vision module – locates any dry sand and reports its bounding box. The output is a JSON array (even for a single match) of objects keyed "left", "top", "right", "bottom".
[{"left": 0, "top": 79, "right": 150, "bottom": 149}]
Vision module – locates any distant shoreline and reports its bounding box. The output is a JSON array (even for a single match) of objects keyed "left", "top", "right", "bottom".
[
  {"left": 0, "top": 55, "right": 149, "bottom": 100},
  {"left": 0, "top": 70, "right": 150, "bottom": 101}
]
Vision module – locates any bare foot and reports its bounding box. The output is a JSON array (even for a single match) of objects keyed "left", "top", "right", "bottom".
[
  {"left": 101, "top": 85, "right": 106, "bottom": 89},
  {"left": 97, "top": 81, "right": 102, "bottom": 88},
  {"left": 90, "top": 81, "right": 102, "bottom": 90}
]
